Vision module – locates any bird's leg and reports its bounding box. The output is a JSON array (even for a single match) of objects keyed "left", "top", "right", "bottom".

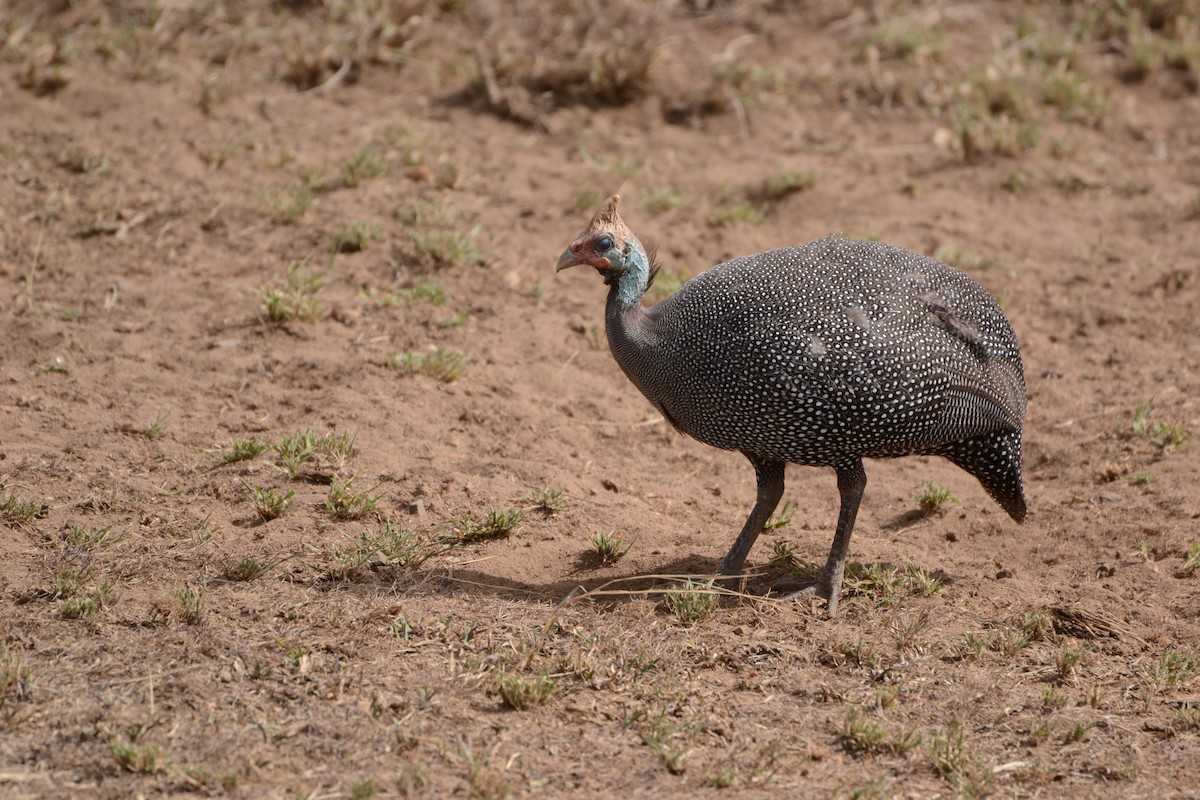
[
  {"left": 778, "top": 461, "right": 867, "bottom": 614},
  {"left": 814, "top": 460, "right": 867, "bottom": 615},
  {"left": 717, "top": 458, "right": 785, "bottom": 576}
]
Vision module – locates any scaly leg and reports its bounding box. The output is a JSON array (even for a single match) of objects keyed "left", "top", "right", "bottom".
[
  {"left": 819, "top": 460, "right": 867, "bottom": 615},
  {"left": 717, "top": 458, "right": 785, "bottom": 576},
  {"left": 785, "top": 460, "right": 867, "bottom": 616}
]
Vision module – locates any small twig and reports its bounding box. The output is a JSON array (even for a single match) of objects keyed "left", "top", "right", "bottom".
[
  {"left": 1054, "top": 408, "right": 1118, "bottom": 429},
  {"left": 556, "top": 350, "right": 580, "bottom": 377},
  {"left": 725, "top": 86, "right": 749, "bottom": 139},
  {"left": 522, "top": 571, "right": 781, "bottom": 670},
  {"left": 474, "top": 42, "right": 504, "bottom": 109}
]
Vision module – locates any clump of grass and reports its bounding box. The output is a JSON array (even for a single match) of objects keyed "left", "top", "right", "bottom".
[
  {"left": 0, "top": 646, "right": 33, "bottom": 711},
  {"left": 385, "top": 347, "right": 468, "bottom": 383},
  {"left": 109, "top": 738, "right": 167, "bottom": 774},
  {"left": 570, "top": 190, "right": 601, "bottom": 212},
  {"left": 317, "top": 431, "right": 352, "bottom": 467},
  {"left": 260, "top": 181, "right": 315, "bottom": 223},
  {"left": 361, "top": 279, "right": 450, "bottom": 308},
  {"left": 176, "top": 584, "right": 204, "bottom": 623},
  {"left": 1131, "top": 400, "right": 1190, "bottom": 451},
  {"left": 1019, "top": 610, "right": 1051, "bottom": 642},
  {"left": 275, "top": 428, "right": 318, "bottom": 477},
  {"left": 62, "top": 594, "right": 101, "bottom": 621},
  {"left": 52, "top": 567, "right": 91, "bottom": 601},
  {"left": 990, "top": 627, "right": 1032, "bottom": 657},
  {"left": 1126, "top": 471, "right": 1157, "bottom": 486},
  {"left": 903, "top": 563, "right": 944, "bottom": 596},
  {"left": 1056, "top": 642, "right": 1089, "bottom": 681},
  {"left": 1150, "top": 421, "right": 1189, "bottom": 452},
  {"left": 66, "top": 522, "right": 122, "bottom": 548},
  {"left": 1062, "top": 722, "right": 1093, "bottom": 744},
  {"left": 444, "top": 509, "right": 523, "bottom": 543},
  {"left": 1042, "top": 686, "right": 1069, "bottom": 710},
  {"left": 219, "top": 557, "right": 276, "bottom": 582},
  {"left": 1142, "top": 646, "right": 1198, "bottom": 692},
  {"left": 331, "top": 221, "right": 381, "bottom": 254},
  {"left": 957, "top": 632, "right": 988, "bottom": 660},
  {"left": 411, "top": 227, "right": 484, "bottom": 268},
  {"left": 349, "top": 778, "right": 379, "bottom": 800},
  {"left": 665, "top": 580, "right": 718, "bottom": 626},
  {"left": 260, "top": 259, "right": 324, "bottom": 323},
  {"left": 709, "top": 198, "right": 766, "bottom": 226},
  {"left": 840, "top": 707, "right": 922, "bottom": 755},
  {"left": 245, "top": 484, "right": 294, "bottom": 521},
  {"left": 1040, "top": 68, "right": 1109, "bottom": 126},
  {"left": 952, "top": 101, "right": 1040, "bottom": 163},
  {"left": 341, "top": 145, "right": 385, "bottom": 187},
  {"left": 222, "top": 437, "right": 269, "bottom": 464},
  {"left": 520, "top": 487, "right": 567, "bottom": 516},
  {"left": 763, "top": 499, "right": 794, "bottom": 531},
  {"left": 867, "top": 18, "right": 945, "bottom": 62},
  {"left": 761, "top": 168, "right": 817, "bottom": 200},
  {"left": 471, "top": 6, "right": 657, "bottom": 117},
  {"left": 642, "top": 187, "right": 686, "bottom": 215},
  {"left": 1, "top": 491, "right": 43, "bottom": 526},
  {"left": 766, "top": 540, "right": 801, "bottom": 573},
  {"left": 1131, "top": 400, "right": 1154, "bottom": 435},
  {"left": 495, "top": 672, "right": 557, "bottom": 710},
  {"left": 146, "top": 411, "right": 169, "bottom": 440},
  {"left": 589, "top": 530, "right": 631, "bottom": 564},
  {"left": 1001, "top": 169, "right": 1032, "bottom": 194},
  {"left": 326, "top": 523, "right": 439, "bottom": 579},
  {"left": 326, "top": 477, "right": 381, "bottom": 520},
  {"left": 1182, "top": 539, "right": 1200, "bottom": 576},
  {"left": 915, "top": 482, "right": 959, "bottom": 515},
  {"left": 641, "top": 709, "right": 690, "bottom": 775},
  {"left": 927, "top": 723, "right": 991, "bottom": 797},
  {"left": 843, "top": 563, "right": 903, "bottom": 602},
  {"left": 1175, "top": 705, "right": 1200, "bottom": 730}
]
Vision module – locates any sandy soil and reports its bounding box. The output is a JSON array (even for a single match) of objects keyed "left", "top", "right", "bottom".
[{"left": 2, "top": 1, "right": 1199, "bottom": 797}]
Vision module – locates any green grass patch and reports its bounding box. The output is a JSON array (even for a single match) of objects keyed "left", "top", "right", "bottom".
[
  {"left": 496, "top": 672, "right": 557, "bottom": 710},
  {"left": 222, "top": 437, "right": 269, "bottom": 464},
  {"left": 245, "top": 484, "right": 294, "bottom": 520},
  {"left": 326, "top": 477, "right": 381, "bottom": 520},
  {"left": 1, "top": 491, "right": 44, "bottom": 526},
  {"left": 443, "top": 508, "right": 523, "bottom": 543},
  {"left": 589, "top": 530, "right": 631, "bottom": 564},
  {"left": 331, "top": 221, "right": 381, "bottom": 254},
  {"left": 665, "top": 580, "right": 718, "bottom": 626},
  {"left": 260, "top": 259, "right": 324, "bottom": 323},
  {"left": 411, "top": 227, "right": 484, "bottom": 268},
  {"left": 385, "top": 347, "right": 468, "bottom": 382}
]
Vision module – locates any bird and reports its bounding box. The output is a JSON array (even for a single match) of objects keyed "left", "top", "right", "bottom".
[{"left": 555, "top": 194, "right": 1026, "bottom": 615}]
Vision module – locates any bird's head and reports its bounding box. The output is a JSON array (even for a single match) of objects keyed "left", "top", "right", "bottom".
[{"left": 556, "top": 195, "right": 653, "bottom": 297}]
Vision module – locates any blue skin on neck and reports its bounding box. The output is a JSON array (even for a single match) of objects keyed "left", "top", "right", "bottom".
[{"left": 611, "top": 240, "right": 651, "bottom": 306}]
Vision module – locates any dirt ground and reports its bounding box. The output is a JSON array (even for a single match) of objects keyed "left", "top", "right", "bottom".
[{"left": 2, "top": 1, "right": 1199, "bottom": 797}]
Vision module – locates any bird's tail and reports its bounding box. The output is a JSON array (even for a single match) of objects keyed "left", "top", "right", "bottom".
[{"left": 939, "top": 429, "right": 1027, "bottom": 522}]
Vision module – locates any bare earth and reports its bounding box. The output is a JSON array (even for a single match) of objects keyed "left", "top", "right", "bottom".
[{"left": 2, "top": 1, "right": 1199, "bottom": 797}]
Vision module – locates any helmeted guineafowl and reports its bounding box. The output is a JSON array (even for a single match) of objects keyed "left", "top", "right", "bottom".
[{"left": 556, "top": 195, "right": 1026, "bottom": 615}]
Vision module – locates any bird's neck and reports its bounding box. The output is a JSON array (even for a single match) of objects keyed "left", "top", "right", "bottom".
[
  {"left": 606, "top": 243, "right": 652, "bottom": 306},
  {"left": 604, "top": 272, "right": 663, "bottom": 402}
]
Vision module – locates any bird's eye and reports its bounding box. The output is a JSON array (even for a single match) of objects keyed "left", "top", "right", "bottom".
[{"left": 594, "top": 235, "right": 614, "bottom": 251}]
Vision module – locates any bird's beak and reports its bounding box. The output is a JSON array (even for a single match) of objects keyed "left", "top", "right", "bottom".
[{"left": 556, "top": 247, "right": 583, "bottom": 272}]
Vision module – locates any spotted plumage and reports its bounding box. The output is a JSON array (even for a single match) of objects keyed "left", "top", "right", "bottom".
[{"left": 557, "top": 195, "right": 1026, "bottom": 614}]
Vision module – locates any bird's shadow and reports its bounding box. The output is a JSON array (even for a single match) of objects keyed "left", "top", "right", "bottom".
[{"left": 311, "top": 551, "right": 837, "bottom": 611}]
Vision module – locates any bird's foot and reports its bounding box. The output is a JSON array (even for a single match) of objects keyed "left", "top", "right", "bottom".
[{"left": 775, "top": 581, "right": 841, "bottom": 616}]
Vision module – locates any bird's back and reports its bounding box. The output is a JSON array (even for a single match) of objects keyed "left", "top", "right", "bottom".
[{"left": 609, "top": 234, "right": 1025, "bottom": 473}]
